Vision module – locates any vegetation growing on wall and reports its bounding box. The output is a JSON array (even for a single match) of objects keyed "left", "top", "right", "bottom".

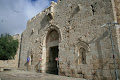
[{"left": 0, "top": 34, "right": 19, "bottom": 60}]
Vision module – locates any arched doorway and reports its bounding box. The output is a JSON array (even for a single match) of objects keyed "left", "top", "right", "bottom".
[{"left": 46, "top": 30, "right": 59, "bottom": 75}]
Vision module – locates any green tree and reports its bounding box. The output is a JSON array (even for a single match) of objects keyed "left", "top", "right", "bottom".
[{"left": 0, "top": 34, "right": 19, "bottom": 60}]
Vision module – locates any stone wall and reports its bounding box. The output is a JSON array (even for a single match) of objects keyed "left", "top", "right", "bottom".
[
  {"left": 19, "top": 0, "right": 120, "bottom": 80},
  {"left": 114, "top": 0, "right": 120, "bottom": 23},
  {"left": 0, "top": 34, "right": 20, "bottom": 71}
]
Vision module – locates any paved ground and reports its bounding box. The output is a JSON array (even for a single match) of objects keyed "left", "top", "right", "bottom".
[{"left": 0, "top": 69, "right": 86, "bottom": 80}]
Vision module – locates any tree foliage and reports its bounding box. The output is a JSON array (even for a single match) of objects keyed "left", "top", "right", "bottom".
[{"left": 0, "top": 34, "right": 19, "bottom": 60}]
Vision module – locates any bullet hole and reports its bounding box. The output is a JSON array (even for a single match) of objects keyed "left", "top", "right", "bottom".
[
  {"left": 68, "top": 20, "right": 70, "bottom": 23},
  {"left": 91, "top": 2, "right": 97, "bottom": 15},
  {"left": 91, "top": 5, "right": 95, "bottom": 15},
  {"left": 48, "top": 13, "right": 53, "bottom": 19},
  {"left": 68, "top": 20, "right": 72, "bottom": 23}
]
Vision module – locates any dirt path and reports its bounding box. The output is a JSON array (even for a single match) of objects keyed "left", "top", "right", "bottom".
[{"left": 0, "top": 69, "right": 86, "bottom": 80}]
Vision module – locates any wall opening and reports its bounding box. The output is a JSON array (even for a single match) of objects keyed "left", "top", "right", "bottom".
[
  {"left": 31, "top": 54, "right": 33, "bottom": 65},
  {"left": 45, "top": 29, "right": 60, "bottom": 75},
  {"left": 78, "top": 47, "right": 86, "bottom": 64},
  {"left": 47, "top": 46, "right": 58, "bottom": 74}
]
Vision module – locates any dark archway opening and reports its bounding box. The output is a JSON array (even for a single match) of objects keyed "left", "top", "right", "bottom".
[
  {"left": 47, "top": 46, "right": 58, "bottom": 74},
  {"left": 46, "top": 30, "right": 60, "bottom": 75}
]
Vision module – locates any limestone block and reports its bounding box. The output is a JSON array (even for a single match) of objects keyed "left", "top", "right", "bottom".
[
  {"left": 110, "top": 70, "right": 115, "bottom": 77},
  {"left": 82, "top": 69, "right": 87, "bottom": 74},
  {"left": 84, "top": 75, "right": 93, "bottom": 79},
  {"left": 91, "top": 69, "right": 97, "bottom": 76},
  {"left": 74, "top": 69, "right": 78, "bottom": 74},
  {"left": 95, "top": 76, "right": 104, "bottom": 80},
  {"left": 75, "top": 74, "right": 80, "bottom": 78},
  {"left": 106, "top": 77, "right": 114, "bottom": 80},
  {"left": 86, "top": 56, "right": 92, "bottom": 64},
  {"left": 66, "top": 69, "right": 70, "bottom": 74},
  {"left": 66, "top": 73, "right": 71, "bottom": 77},
  {"left": 86, "top": 69, "right": 92, "bottom": 75},
  {"left": 103, "top": 70, "right": 111, "bottom": 76},
  {"left": 60, "top": 68, "right": 64, "bottom": 72},
  {"left": 93, "top": 64, "right": 100, "bottom": 69},
  {"left": 92, "top": 55, "right": 98, "bottom": 60},
  {"left": 103, "top": 64, "right": 109, "bottom": 69},
  {"left": 68, "top": 3, "right": 72, "bottom": 7},
  {"left": 118, "top": 16, "right": 120, "bottom": 23},
  {"left": 0, "top": 67, "right": 4, "bottom": 72},
  {"left": 70, "top": 65, "right": 76, "bottom": 69},
  {"left": 102, "top": 76, "right": 108, "bottom": 80},
  {"left": 77, "top": 69, "right": 82, "bottom": 74},
  {"left": 83, "top": 74, "right": 92, "bottom": 79},
  {"left": 59, "top": 69, "right": 65, "bottom": 76},
  {"left": 59, "top": 65, "right": 62, "bottom": 68},
  {"left": 79, "top": 74, "right": 84, "bottom": 78},
  {"left": 91, "top": 59, "right": 99, "bottom": 64},
  {"left": 75, "top": 74, "right": 83, "bottom": 78},
  {"left": 109, "top": 64, "right": 115, "bottom": 69},
  {"left": 112, "top": 77, "right": 116, "bottom": 80}
]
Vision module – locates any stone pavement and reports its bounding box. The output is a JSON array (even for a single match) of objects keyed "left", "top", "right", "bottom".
[{"left": 0, "top": 70, "right": 86, "bottom": 80}]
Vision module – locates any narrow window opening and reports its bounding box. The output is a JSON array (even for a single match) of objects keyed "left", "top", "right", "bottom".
[
  {"left": 31, "top": 54, "right": 33, "bottom": 65},
  {"left": 81, "top": 48, "right": 86, "bottom": 64},
  {"left": 78, "top": 47, "right": 86, "bottom": 64}
]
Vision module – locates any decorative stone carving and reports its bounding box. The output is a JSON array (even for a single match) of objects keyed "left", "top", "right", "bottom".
[
  {"left": 47, "top": 1, "right": 57, "bottom": 20},
  {"left": 48, "top": 12, "right": 54, "bottom": 20},
  {"left": 78, "top": 4, "right": 82, "bottom": 11},
  {"left": 75, "top": 40, "right": 90, "bottom": 52},
  {"left": 75, "top": 40, "right": 90, "bottom": 64},
  {"left": 32, "top": 28, "right": 34, "bottom": 34},
  {"left": 35, "top": 38, "right": 39, "bottom": 43}
]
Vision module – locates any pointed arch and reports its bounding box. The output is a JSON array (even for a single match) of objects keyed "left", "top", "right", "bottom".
[{"left": 41, "top": 25, "right": 61, "bottom": 73}]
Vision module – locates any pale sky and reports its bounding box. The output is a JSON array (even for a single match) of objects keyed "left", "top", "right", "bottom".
[{"left": 0, "top": 0, "right": 57, "bottom": 35}]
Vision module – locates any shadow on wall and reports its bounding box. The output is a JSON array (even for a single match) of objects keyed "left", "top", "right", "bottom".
[
  {"left": 40, "top": 15, "right": 50, "bottom": 28},
  {"left": 35, "top": 61, "right": 41, "bottom": 72},
  {"left": 70, "top": 6, "right": 80, "bottom": 19},
  {"left": 24, "top": 61, "right": 28, "bottom": 66},
  {"left": 89, "top": 30, "right": 109, "bottom": 78},
  {"left": 68, "top": 6, "right": 80, "bottom": 23}
]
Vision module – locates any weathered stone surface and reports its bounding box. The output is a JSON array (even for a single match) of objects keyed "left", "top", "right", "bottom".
[
  {"left": 114, "top": 0, "right": 120, "bottom": 23},
  {"left": 19, "top": 0, "right": 120, "bottom": 80},
  {"left": 0, "top": 67, "right": 4, "bottom": 72}
]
